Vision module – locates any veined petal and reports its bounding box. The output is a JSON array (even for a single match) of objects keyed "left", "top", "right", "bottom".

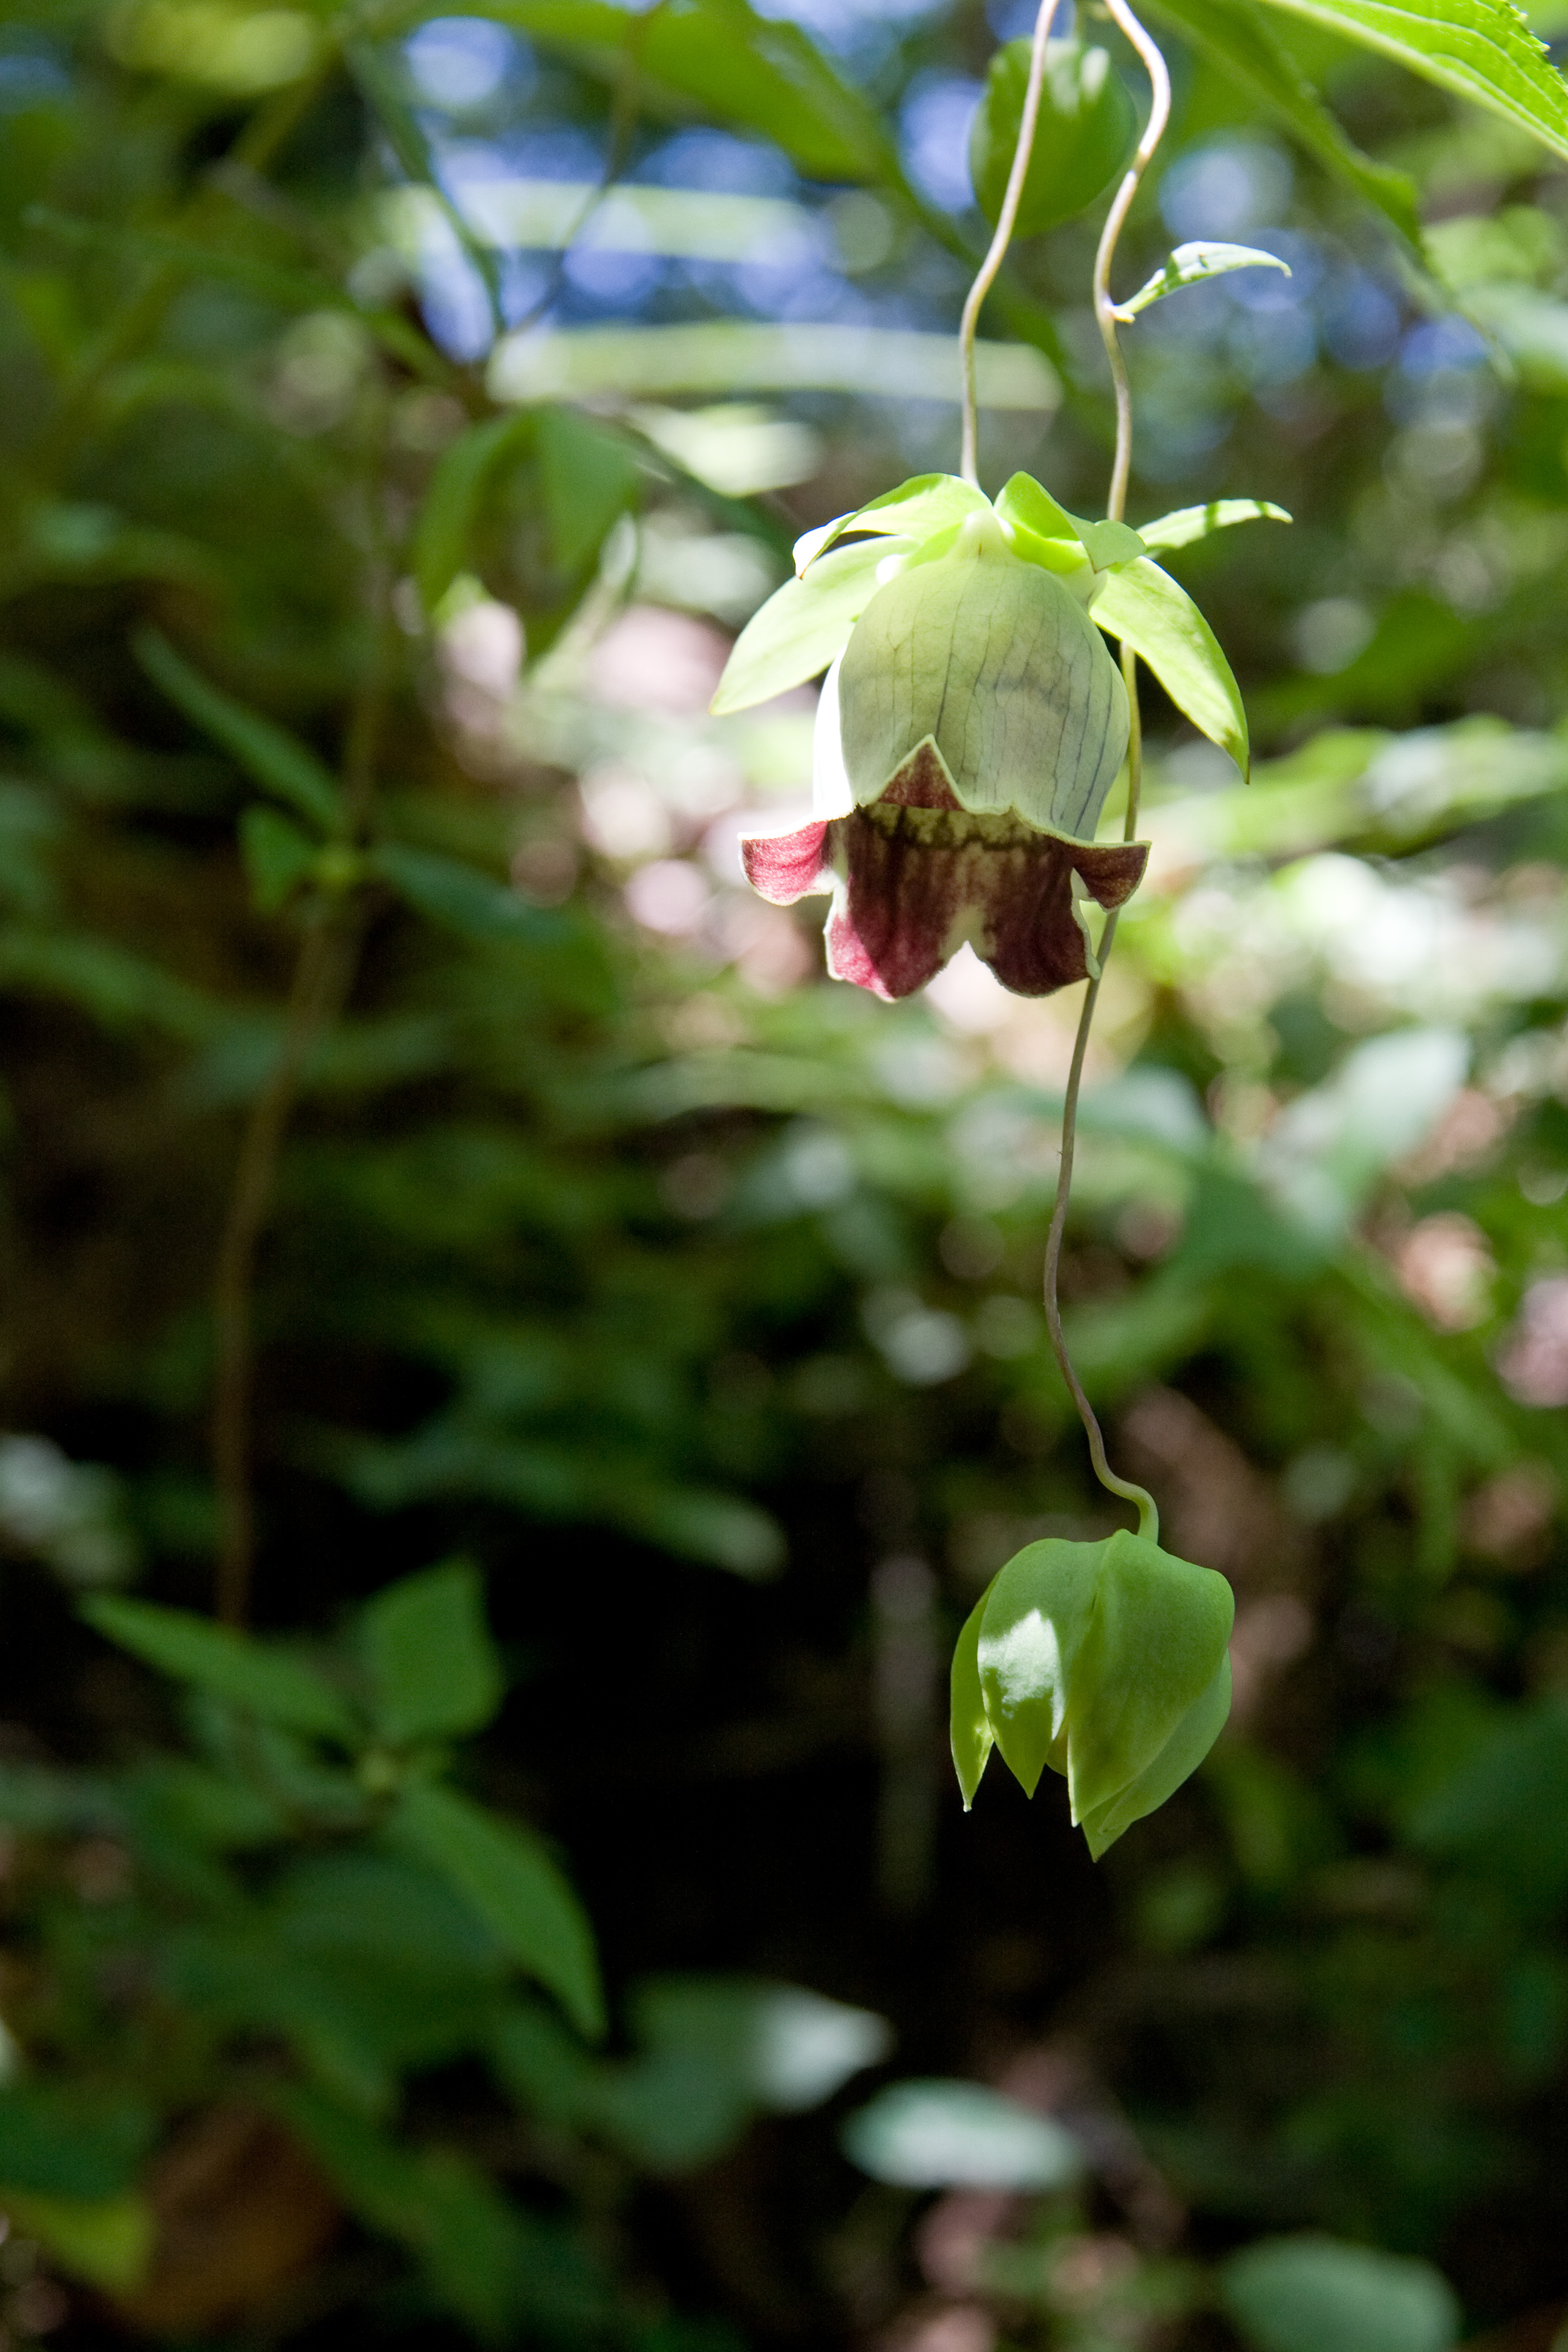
[
  {"left": 821, "top": 747, "right": 1148, "bottom": 1001},
  {"left": 740, "top": 819, "right": 836, "bottom": 904}
]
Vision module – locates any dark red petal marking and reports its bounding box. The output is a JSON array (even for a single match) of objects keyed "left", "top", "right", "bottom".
[{"left": 740, "top": 821, "right": 833, "bottom": 904}]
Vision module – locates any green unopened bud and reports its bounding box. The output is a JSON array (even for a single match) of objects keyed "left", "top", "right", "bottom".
[
  {"left": 950, "top": 1530, "right": 1233, "bottom": 1858},
  {"left": 837, "top": 511, "right": 1129, "bottom": 840}
]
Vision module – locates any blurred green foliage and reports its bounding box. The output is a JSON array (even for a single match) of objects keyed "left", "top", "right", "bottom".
[{"left": 5, "top": 1, "right": 1568, "bottom": 2349}]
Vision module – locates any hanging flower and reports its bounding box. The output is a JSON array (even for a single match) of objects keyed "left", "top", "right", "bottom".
[
  {"left": 714, "top": 471, "right": 1267, "bottom": 1002},
  {"left": 951, "top": 1528, "right": 1234, "bottom": 1858}
]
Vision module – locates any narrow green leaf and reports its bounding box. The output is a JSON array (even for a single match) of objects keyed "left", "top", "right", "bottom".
[
  {"left": 1137, "top": 499, "right": 1292, "bottom": 554},
  {"left": 950, "top": 1592, "right": 994, "bottom": 1810},
  {"left": 81, "top": 1596, "right": 359, "bottom": 1744},
  {"left": 1068, "top": 514, "right": 1147, "bottom": 568},
  {"left": 413, "top": 414, "right": 531, "bottom": 616},
  {"left": 360, "top": 1561, "right": 504, "bottom": 1746},
  {"left": 993, "top": 471, "right": 1077, "bottom": 545},
  {"left": 797, "top": 473, "right": 989, "bottom": 574},
  {"left": 1093, "top": 560, "right": 1251, "bottom": 777},
  {"left": 392, "top": 1780, "right": 604, "bottom": 2040},
  {"left": 1254, "top": 0, "right": 1568, "bottom": 163},
  {"left": 239, "top": 805, "right": 317, "bottom": 915},
  {"left": 1144, "top": 0, "right": 1421, "bottom": 243},
  {"left": 1116, "top": 241, "right": 1292, "bottom": 319},
  {"left": 134, "top": 630, "right": 342, "bottom": 834},
  {"left": 711, "top": 538, "right": 895, "bottom": 716}
]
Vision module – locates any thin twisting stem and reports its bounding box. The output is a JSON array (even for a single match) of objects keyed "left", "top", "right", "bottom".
[
  {"left": 957, "top": 0, "right": 1057, "bottom": 487},
  {"left": 1092, "top": 0, "right": 1172, "bottom": 524},
  {"left": 1039, "top": 0, "right": 1171, "bottom": 1540}
]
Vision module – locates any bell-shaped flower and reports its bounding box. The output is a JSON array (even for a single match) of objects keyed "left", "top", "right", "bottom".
[
  {"left": 950, "top": 1529, "right": 1233, "bottom": 1857},
  {"left": 714, "top": 468, "right": 1274, "bottom": 1003},
  {"left": 740, "top": 512, "right": 1145, "bottom": 1000}
]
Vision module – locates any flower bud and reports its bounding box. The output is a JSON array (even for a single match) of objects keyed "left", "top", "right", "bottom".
[{"left": 950, "top": 1530, "right": 1233, "bottom": 1857}]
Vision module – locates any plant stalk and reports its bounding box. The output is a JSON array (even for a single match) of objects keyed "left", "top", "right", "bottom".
[
  {"left": 957, "top": 0, "right": 1059, "bottom": 487},
  {"left": 1037, "top": 0, "right": 1172, "bottom": 1538}
]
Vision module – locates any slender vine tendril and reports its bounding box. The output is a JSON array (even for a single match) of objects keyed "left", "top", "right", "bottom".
[
  {"left": 956, "top": 0, "right": 1058, "bottom": 488},
  {"left": 996, "top": 0, "right": 1172, "bottom": 1541}
]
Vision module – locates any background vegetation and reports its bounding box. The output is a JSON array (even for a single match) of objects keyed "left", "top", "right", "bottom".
[{"left": 5, "top": 1, "right": 1568, "bottom": 2348}]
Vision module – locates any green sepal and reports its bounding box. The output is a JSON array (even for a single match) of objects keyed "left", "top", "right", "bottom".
[
  {"left": 711, "top": 537, "right": 903, "bottom": 715},
  {"left": 977, "top": 1539, "right": 1101, "bottom": 1796},
  {"left": 950, "top": 1589, "right": 996, "bottom": 1810},
  {"left": 1138, "top": 499, "right": 1292, "bottom": 555},
  {"left": 1079, "top": 1655, "right": 1232, "bottom": 1860},
  {"left": 993, "top": 471, "right": 1077, "bottom": 545},
  {"left": 794, "top": 473, "right": 988, "bottom": 575},
  {"left": 1093, "top": 558, "right": 1250, "bottom": 777},
  {"left": 1064, "top": 1530, "right": 1235, "bottom": 1829}
]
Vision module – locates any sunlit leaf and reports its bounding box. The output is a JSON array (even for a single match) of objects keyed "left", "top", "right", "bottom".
[
  {"left": 1221, "top": 2235, "right": 1460, "bottom": 2352},
  {"left": 1144, "top": 0, "right": 1422, "bottom": 241},
  {"left": 795, "top": 472, "right": 989, "bottom": 575},
  {"left": 1138, "top": 498, "right": 1292, "bottom": 554},
  {"left": 712, "top": 538, "right": 895, "bottom": 715},
  {"left": 1092, "top": 560, "right": 1250, "bottom": 776},
  {"left": 1254, "top": 0, "right": 1568, "bottom": 163},
  {"left": 843, "top": 2080, "right": 1083, "bottom": 2189},
  {"left": 1116, "top": 240, "right": 1292, "bottom": 319}
]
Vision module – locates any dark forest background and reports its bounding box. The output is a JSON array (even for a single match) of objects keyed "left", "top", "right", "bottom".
[{"left": 5, "top": 2, "right": 1568, "bottom": 2350}]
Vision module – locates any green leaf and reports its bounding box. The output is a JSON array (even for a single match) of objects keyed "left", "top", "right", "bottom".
[
  {"left": 0, "top": 2190, "right": 152, "bottom": 2294},
  {"left": 1144, "top": 0, "right": 1421, "bottom": 243},
  {"left": 82, "top": 1596, "right": 359, "bottom": 1744},
  {"left": 360, "top": 1560, "right": 504, "bottom": 1745},
  {"left": 134, "top": 630, "right": 342, "bottom": 834},
  {"left": 993, "top": 471, "right": 1079, "bottom": 545},
  {"left": 392, "top": 1780, "right": 604, "bottom": 2039},
  {"left": 1068, "top": 514, "right": 1148, "bottom": 569},
  {"left": 1116, "top": 240, "right": 1292, "bottom": 319},
  {"left": 536, "top": 405, "right": 642, "bottom": 578},
  {"left": 1253, "top": 0, "right": 1568, "bottom": 163},
  {"left": 949, "top": 1590, "right": 995, "bottom": 1810},
  {"left": 711, "top": 538, "right": 894, "bottom": 716},
  {"left": 413, "top": 414, "right": 531, "bottom": 616},
  {"left": 239, "top": 804, "right": 317, "bottom": 914},
  {"left": 1137, "top": 498, "right": 1292, "bottom": 554},
  {"left": 1221, "top": 2235, "right": 1461, "bottom": 2352},
  {"left": 1093, "top": 558, "right": 1250, "bottom": 777},
  {"left": 796, "top": 472, "right": 990, "bottom": 573},
  {"left": 472, "top": 0, "right": 901, "bottom": 185}
]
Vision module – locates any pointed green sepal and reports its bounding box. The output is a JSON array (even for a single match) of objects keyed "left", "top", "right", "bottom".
[
  {"left": 976, "top": 1539, "right": 1100, "bottom": 1797},
  {"left": 950, "top": 1590, "right": 996, "bottom": 1809},
  {"left": 1092, "top": 557, "right": 1250, "bottom": 777},
  {"left": 1138, "top": 499, "right": 1291, "bottom": 555},
  {"left": 795, "top": 472, "right": 990, "bottom": 575},
  {"left": 1064, "top": 1529, "right": 1235, "bottom": 1830},
  {"left": 712, "top": 537, "right": 903, "bottom": 715},
  {"left": 1079, "top": 1655, "right": 1232, "bottom": 1860}
]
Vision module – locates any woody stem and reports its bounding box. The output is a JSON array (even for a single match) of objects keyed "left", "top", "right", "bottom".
[{"left": 1040, "top": 0, "right": 1171, "bottom": 1540}]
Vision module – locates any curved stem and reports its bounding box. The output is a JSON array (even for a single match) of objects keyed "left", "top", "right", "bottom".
[
  {"left": 1040, "top": 0, "right": 1171, "bottom": 1538},
  {"left": 958, "top": 0, "right": 1058, "bottom": 487},
  {"left": 1092, "top": 0, "right": 1172, "bottom": 523}
]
